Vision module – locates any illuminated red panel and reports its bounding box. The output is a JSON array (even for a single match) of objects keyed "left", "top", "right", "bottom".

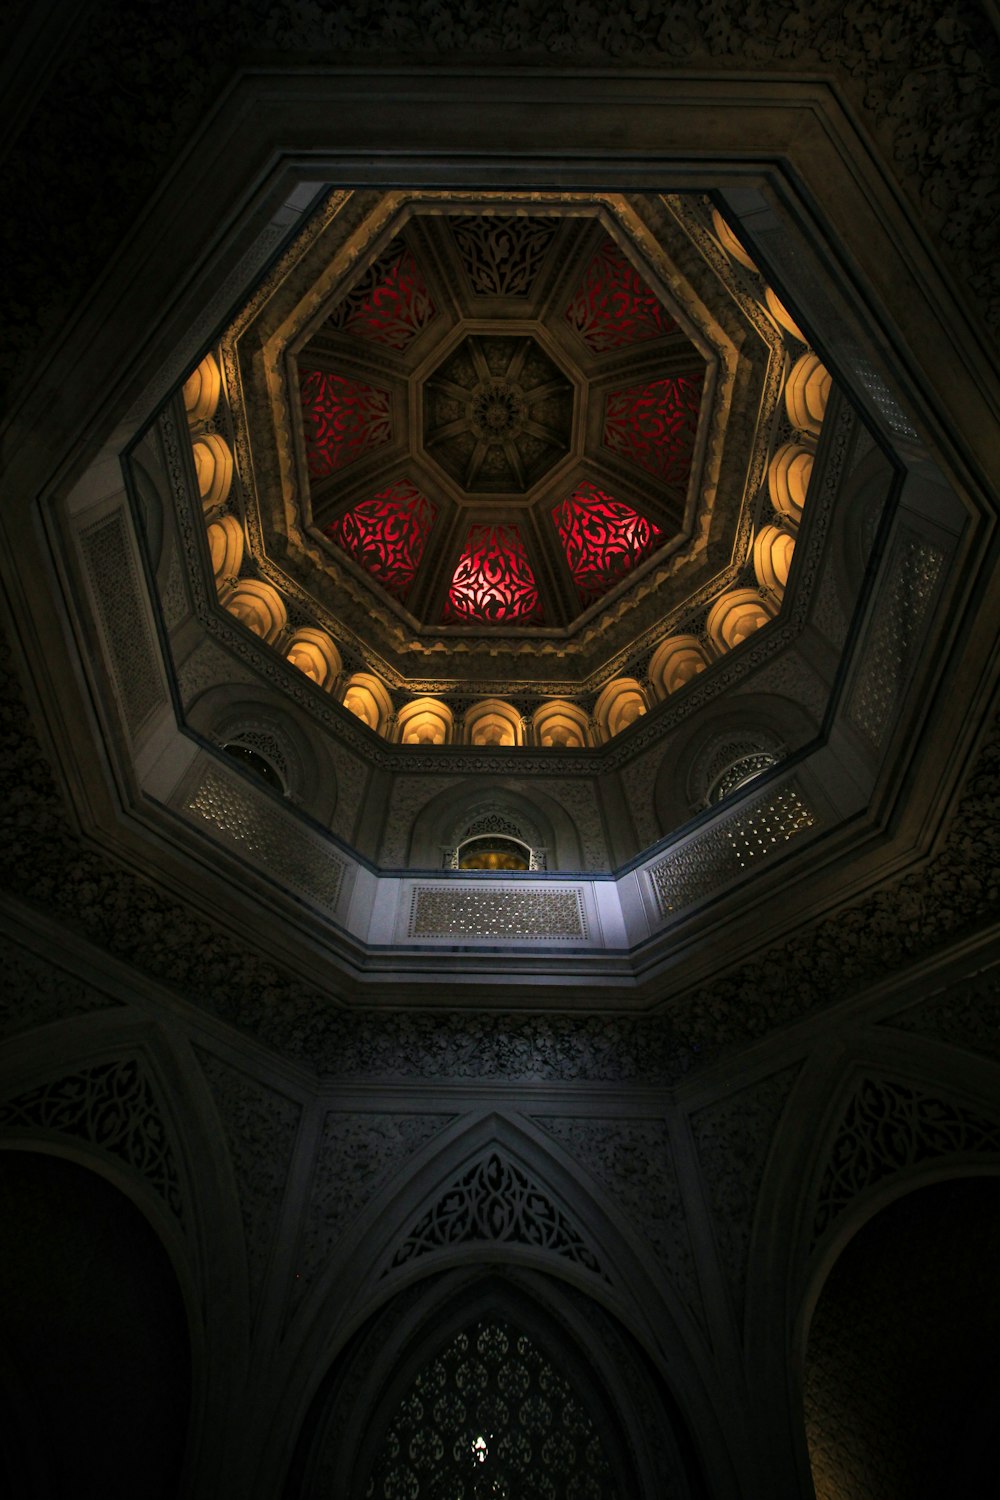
[
  {"left": 443, "top": 523, "right": 544, "bottom": 625},
  {"left": 603, "top": 373, "right": 704, "bottom": 487},
  {"left": 552, "top": 483, "right": 664, "bottom": 605},
  {"left": 299, "top": 369, "right": 392, "bottom": 479},
  {"left": 564, "top": 238, "right": 677, "bottom": 352},
  {"left": 327, "top": 241, "right": 435, "bottom": 350},
  {"left": 326, "top": 482, "right": 436, "bottom": 603}
]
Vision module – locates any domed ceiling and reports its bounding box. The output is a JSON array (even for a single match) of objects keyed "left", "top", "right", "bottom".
[{"left": 203, "top": 190, "right": 815, "bottom": 755}]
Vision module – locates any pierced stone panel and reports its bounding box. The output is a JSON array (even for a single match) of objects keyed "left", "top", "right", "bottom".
[
  {"left": 649, "top": 781, "right": 816, "bottom": 916},
  {"left": 0, "top": 1059, "right": 183, "bottom": 1222},
  {"left": 812, "top": 1077, "right": 1000, "bottom": 1244},
  {"left": 187, "top": 763, "right": 346, "bottom": 913},
  {"left": 451, "top": 214, "right": 559, "bottom": 298},
  {"left": 389, "top": 1150, "right": 608, "bottom": 1280},
  {"left": 408, "top": 886, "right": 587, "bottom": 941},
  {"left": 363, "top": 1317, "right": 621, "bottom": 1500}
]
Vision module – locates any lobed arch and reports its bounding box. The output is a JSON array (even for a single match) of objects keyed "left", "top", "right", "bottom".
[
  {"left": 339, "top": 670, "right": 394, "bottom": 736},
  {"left": 592, "top": 676, "right": 649, "bottom": 743},
  {"left": 463, "top": 696, "right": 524, "bottom": 748}
]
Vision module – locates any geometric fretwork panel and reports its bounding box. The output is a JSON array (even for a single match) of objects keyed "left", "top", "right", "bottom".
[
  {"left": 552, "top": 482, "right": 664, "bottom": 605},
  {"left": 812, "top": 1077, "right": 1000, "bottom": 1244},
  {"left": 326, "top": 481, "right": 437, "bottom": 602},
  {"left": 0, "top": 1059, "right": 184, "bottom": 1221},
  {"left": 565, "top": 236, "right": 677, "bottom": 352},
  {"left": 364, "top": 1318, "right": 620, "bottom": 1500},
  {"left": 389, "top": 1151, "right": 607, "bottom": 1279},
  {"left": 299, "top": 369, "right": 393, "bottom": 479},
  {"left": 326, "top": 238, "right": 436, "bottom": 350},
  {"left": 603, "top": 372, "right": 704, "bottom": 488},
  {"left": 443, "top": 522, "right": 544, "bottom": 625}
]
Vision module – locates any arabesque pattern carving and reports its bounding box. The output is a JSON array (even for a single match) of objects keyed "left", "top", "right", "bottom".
[
  {"left": 443, "top": 522, "right": 543, "bottom": 625},
  {"left": 603, "top": 374, "right": 704, "bottom": 488},
  {"left": 0, "top": 1058, "right": 183, "bottom": 1220},
  {"left": 299, "top": 369, "right": 393, "bottom": 478},
  {"left": 326, "top": 480, "right": 436, "bottom": 602},
  {"left": 565, "top": 236, "right": 677, "bottom": 351},
  {"left": 296, "top": 1111, "right": 453, "bottom": 1297},
  {"left": 552, "top": 483, "right": 664, "bottom": 605},
  {"left": 884, "top": 964, "right": 1000, "bottom": 1064},
  {"left": 451, "top": 214, "right": 558, "bottom": 297},
  {"left": 197, "top": 1050, "right": 302, "bottom": 1301},
  {"left": 326, "top": 238, "right": 435, "bottom": 349},
  {"left": 537, "top": 1116, "right": 700, "bottom": 1319},
  {"left": 690, "top": 1065, "right": 799, "bottom": 1314},
  {"left": 389, "top": 1151, "right": 608, "bottom": 1279},
  {"left": 363, "top": 1318, "right": 619, "bottom": 1500},
  {"left": 1, "top": 931, "right": 123, "bottom": 1039},
  {"left": 813, "top": 1077, "right": 1000, "bottom": 1243}
]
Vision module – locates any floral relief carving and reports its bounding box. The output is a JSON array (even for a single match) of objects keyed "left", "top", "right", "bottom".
[
  {"left": 196, "top": 1050, "right": 302, "bottom": 1301},
  {"left": 535, "top": 1116, "right": 701, "bottom": 1320},
  {"left": 294, "top": 1111, "right": 453, "bottom": 1299},
  {"left": 689, "top": 1065, "right": 799, "bottom": 1314},
  {"left": 0, "top": 1058, "right": 184, "bottom": 1222},
  {"left": 812, "top": 1077, "right": 1000, "bottom": 1244}
]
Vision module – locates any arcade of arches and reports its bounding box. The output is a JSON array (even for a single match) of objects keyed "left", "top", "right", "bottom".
[{"left": 2, "top": 7, "right": 1000, "bottom": 1500}]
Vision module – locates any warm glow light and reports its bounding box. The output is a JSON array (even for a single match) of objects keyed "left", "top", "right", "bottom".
[
  {"left": 552, "top": 482, "right": 663, "bottom": 604},
  {"left": 443, "top": 523, "right": 543, "bottom": 625}
]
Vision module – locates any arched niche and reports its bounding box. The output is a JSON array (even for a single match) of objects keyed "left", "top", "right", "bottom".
[
  {"left": 206, "top": 514, "right": 244, "bottom": 584},
  {"left": 0, "top": 1149, "right": 191, "bottom": 1500},
  {"left": 191, "top": 431, "right": 234, "bottom": 512},
  {"left": 403, "top": 781, "right": 583, "bottom": 872},
  {"left": 223, "top": 578, "right": 287, "bottom": 644},
  {"left": 285, "top": 627, "right": 342, "bottom": 691},
  {"left": 753, "top": 523, "right": 796, "bottom": 597},
  {"left": 395, "top": 696, "right": 454, "bottom": 746},
  {"left": 186, "top": 686, "right": 338, "bottom": 824},
  {"left": 704, "top": 588, "right": 775, "bottom": 653},
  {"left": 767, "top": 441, "right": 814, "bottom": 528},
  {"left": 531, "top": 699, "right": 591, "bottom": 749},
  {"left": 340, "top": 672, "right": 394, "bottom": 736},
  {"left": 710, "top": 207, "right": 757, "bottom": 271},
  {"left": 648, "top": 634, "right": 711, "bottom": 701},
  {"left": 593, "top": 677, "right": 648, "bottom": 743},
  {"left": 784, "top": 351, "right": 831, "bottom": 439},
  {"left": 182, "top": 352, "right": 222, "bottom": 427},
  {"left": 802, "top": 1175, "right": 1000, "bottom": 1500},
  {"left": 464, "top": 697, "right": 524, "bottom": 748},
  {"left": 763, "top": 285, "right": 806, "bottom": 344},
  {"left": 285, "top": 1268, "right": 706, "bottom": 1500}
]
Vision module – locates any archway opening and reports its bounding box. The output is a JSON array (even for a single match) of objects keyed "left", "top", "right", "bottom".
[
  {"left": 0, "top": 1150, "right": 192, "bottom": 1499},
  {"left": 804, "top": 1175, "right": 1000, "bottom": 1500}
]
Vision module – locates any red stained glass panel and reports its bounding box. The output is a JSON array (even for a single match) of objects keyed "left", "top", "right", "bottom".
[
  {"left": 299, "top": 369, "right": 393, "bottom": 479},
  {"left": 603, "top": 373, "right": 704, "bottom": 487},
  {"left": 326, "top": 481, "right": 437, "bottom": 602},
  {"left": 443, "top": 522, "right": 544, "bottom": 625},
  {"left": 327, "top": 241, "right": 435, "bottom": 350},
  {"left": 564, "top": 237, "right": 678, "bottom": 352},
  {"left": 552, "top": 483, "right": 664, "bottom": 605}
]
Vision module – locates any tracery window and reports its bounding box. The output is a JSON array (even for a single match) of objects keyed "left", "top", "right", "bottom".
[{"left": 364, "top": 1318, "right": 619, "bottom": 1500}]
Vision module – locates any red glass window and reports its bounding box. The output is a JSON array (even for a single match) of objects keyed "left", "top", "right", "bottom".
[
  {"left": 327, "top": 241, "right": 435, "bottom": 350},
  {"left": 564, "top": 237, "right": 677, "bottom": 352},
  {"left": 603, "top": 372, "right": 704, "bottom": 487},
  {"left": 299, "top": 370, "right": 392, "bottom": 479},
  {"left": 443, "top": 522, "right": 544, "bottom": 625},
  {"left": 326, "top": 481, "right": 436, "bottom": 602},
  {"left": 552, "top": 483, "right": 664, "bottom": 605}
]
